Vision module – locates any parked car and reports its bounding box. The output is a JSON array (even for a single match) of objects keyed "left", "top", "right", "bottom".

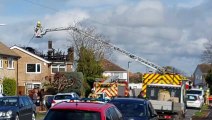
[
  {"left": 43, "top": 95, "right": 54, "bottom": 109},
  {"left": 108, "top": 97, "right": 158, "bottom": 120},
  {"left": 44, "top": 102, "right": 123, "bottom": 120},
  {"left": 186, "top": 89, "right": 204, "bottom": 104},
  {"left": 51, "top": 92, "right": 80, "bottom": 107},
  {"left": 186, "top": 94, "right": 203, "bottom": 109},
  {"left": 0, "top": 95, "right": 36, "bottom": 120},
  {"left": 0, "top": 93, "right": 6, "bottom": 97}
]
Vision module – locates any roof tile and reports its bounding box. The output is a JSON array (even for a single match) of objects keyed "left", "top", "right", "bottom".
[{"left": 0, "top": 42, "right": 19, "bottom": 57}]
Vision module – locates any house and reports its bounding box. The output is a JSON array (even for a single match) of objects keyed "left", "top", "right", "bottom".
[
  {"left": 101, "top": 59, "right": 127, "bottom": 81},
  {"left": 0, "top": 42, "right": 20, "bottom": 93},
  {"left": 10, "top": 41, "right": 74, "bottom": 95},
  {"left": 193, "top": 63, "right": 212, "bottom": 90}
]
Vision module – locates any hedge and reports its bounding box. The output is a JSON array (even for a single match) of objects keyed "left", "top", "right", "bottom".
[{"left": 3, "top": 77, "right": 16, "bottom": 96}]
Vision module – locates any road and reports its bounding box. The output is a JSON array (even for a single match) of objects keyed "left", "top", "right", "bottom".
[{"left": 184, "top": 108, "right": 199, "bottom": 120}]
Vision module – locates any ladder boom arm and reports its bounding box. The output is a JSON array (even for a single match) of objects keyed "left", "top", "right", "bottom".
[{"left": 36, "top": 25, "right": 165, "bottom": 73}]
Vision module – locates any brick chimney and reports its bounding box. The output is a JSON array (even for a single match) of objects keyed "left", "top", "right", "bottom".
[
  {"left": 67, "top": 47, "right": 74, "bottom": 62},
  {"left": 47, "top": 41, "right": 53, "bottom": 59}
]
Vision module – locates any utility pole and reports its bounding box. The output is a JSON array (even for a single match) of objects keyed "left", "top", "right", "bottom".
[{"left": 127, "top": 61, "right": 132, "bottom": 84}]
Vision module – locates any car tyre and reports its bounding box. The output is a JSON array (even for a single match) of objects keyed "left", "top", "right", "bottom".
[
  {"left": 15, "top": 114, "right": 19, "bottom": 120},
  {"left": 32, "top": 112, "right": 36, "bottom": 120}
]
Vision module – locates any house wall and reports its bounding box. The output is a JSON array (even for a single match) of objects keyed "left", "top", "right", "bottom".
[
  {"left": 0, "top": 55, "right": 18, "bottom": 81},
  {"left": 194, "top": 68, "right": 204, "bottom": 87},
  {"left": 103, "top": 71, "right": 127, "bottom": 80},
  {"left": 12, "top": 49, "right": 50, "bottom": 87}
]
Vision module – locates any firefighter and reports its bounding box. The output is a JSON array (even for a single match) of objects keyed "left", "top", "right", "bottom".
[
  {"left": 35, "top": 21, "right": 43, "bottom": 37},
  {"left": 206, "top": 88, "right": 210, "bottom": 105},
  {"left": 88, "top": 88, "right": 97, "bottom": 99}
]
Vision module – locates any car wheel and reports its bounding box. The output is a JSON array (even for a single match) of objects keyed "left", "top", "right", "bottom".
[
  {"left": 32, "top": 112, "right": 36, "bottom": 120},
  {"left": 15, "top": 115, "right": 19, "bottom": 120}
]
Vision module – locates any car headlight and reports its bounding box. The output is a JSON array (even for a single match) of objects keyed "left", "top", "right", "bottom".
[
  {"left": 6, "top": 110, "right": 12, "bottom": 117},
  {"left": 0, "top": 112, "right": 2, "bottom": 116}
]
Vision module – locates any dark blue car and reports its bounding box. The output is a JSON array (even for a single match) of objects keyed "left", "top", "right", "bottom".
[
  {"left": 108, "top": 98, "right": 158, "bottom": 120},
  {"left": 0, "top": 96, "right": 36, "bottom": 120}
]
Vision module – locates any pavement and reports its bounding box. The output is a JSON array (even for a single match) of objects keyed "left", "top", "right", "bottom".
[{"left": 184, "top": 108, "right": 199, "bottom": 120}]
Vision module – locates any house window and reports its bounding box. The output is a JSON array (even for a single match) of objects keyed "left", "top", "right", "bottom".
[
  {"left": 26, "top": 63, "right": 41, "bottom": 73},
  {"left": 112, "top": 72, "right": 124, "bottom": 79},
  {"left": 51, "top": 64, "right": 66, "bottom": 73},
  {"left": 0, "top": 57, "right": 2, "bottom": 68},
  {"left": 7, "top": 58, "right": 14, "bottom": 69}
]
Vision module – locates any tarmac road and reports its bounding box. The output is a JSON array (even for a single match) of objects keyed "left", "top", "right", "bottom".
[{"left": 184, "top": 108, "right": 199, "bottom": 120}]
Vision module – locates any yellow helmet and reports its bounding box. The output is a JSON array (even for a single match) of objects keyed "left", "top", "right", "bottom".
[{"left": 37, "top": 21, "right": 41, "bottom": 27}]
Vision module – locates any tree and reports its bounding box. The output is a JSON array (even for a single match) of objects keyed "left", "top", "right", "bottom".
[
  {"left": 67, "top": 23, "right": 112, "bottom": 96},
  {"left": 44, "top": 72, "right": 85, "bottom": 96},
  {"left": 206, "top": 70, "right": 212, "bottom": 85},
  {"left": 3, "top": 77, "right": 16, "bottom": 96},
  {"left": 201, "top": 39, "right": 212, "bottom": 64},
  {"left": 76, "top": 47, "right": 104, "bottom": 96},
  {"left": 46, "top": 72, "right": 73, "bottom": 93},
  {"left": 205, "top": 70, "right": 212, "bottom": 94}
]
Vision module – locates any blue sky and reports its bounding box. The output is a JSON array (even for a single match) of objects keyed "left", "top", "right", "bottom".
[{"left": 0, "top": 0, "right": 211, "bottom": 76}]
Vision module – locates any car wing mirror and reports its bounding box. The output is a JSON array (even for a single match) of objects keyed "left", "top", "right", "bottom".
[{"left": 151, "top": 114, "right": 158, "bottom": 118}]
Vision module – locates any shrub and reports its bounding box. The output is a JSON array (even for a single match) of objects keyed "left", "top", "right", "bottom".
[{"left": 3, "top": 77, "right": 16, "bottom": 96}]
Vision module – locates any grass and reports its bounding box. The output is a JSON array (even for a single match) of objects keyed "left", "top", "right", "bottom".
[
  {"left": 36, "top": 112, "right": 46, "bottom": 120},
  {"left": 194, "top": 105, "right": 210, "bottom": 117}
]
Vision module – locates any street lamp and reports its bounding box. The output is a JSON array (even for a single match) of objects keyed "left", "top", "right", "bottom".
[{"left": 127, "top": 61, "right": 132, "bottom": 84}]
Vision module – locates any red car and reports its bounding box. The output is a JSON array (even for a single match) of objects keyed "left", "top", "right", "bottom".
[{"left": 43, "top": 102, "right": 123, "bottom": 120}]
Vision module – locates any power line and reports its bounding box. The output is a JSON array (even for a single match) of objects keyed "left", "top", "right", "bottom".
[{"left": 22, "top": 0, "right": 58, "bottom": 12}]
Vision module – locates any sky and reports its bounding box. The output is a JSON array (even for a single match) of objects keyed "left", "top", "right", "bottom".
[{"left": 0, "top": 0, "right": 212, "bottom": 76}]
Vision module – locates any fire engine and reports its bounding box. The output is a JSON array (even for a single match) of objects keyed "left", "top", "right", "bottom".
[{"left": 92, "top": 76, "right": 129, "bottom": 99}]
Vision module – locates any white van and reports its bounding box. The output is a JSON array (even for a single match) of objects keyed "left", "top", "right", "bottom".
[{"left": 186, "top": 89, "right": 204, "bottom": 104}]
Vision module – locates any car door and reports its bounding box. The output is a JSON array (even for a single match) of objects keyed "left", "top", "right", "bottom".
[
  {"left": 18, "top": 97, "right": 28, "bottom": 120},
  {"left": 148, "top": 102, "right": 158, "bottom": 120},
  {"left": 22, "top": 96, "right": 33, "bottom": 119}
]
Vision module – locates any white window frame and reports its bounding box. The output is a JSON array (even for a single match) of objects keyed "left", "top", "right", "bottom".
[
  {"left": 111, "top": 72, "right": 124, "bottom": 79},
  {"left": 51, "top": 64, "right": 66, "bottom": 74},
  {"left": 26, "top": 63, "right": 41, "bottom": 73},
  {"left": 0, "top": 57, "right": 2, "bottom": 68},
  {"left": 7, "top": 57, "right": 14, "bottom": 69}
]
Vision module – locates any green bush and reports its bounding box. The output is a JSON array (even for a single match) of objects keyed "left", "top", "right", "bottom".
[{"left": 3, "top": 77, "right": 16, "bottom": 96}]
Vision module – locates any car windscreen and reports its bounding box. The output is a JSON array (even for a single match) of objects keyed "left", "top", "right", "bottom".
[
  {"left": 186, "top": 95, "right": 198, "bottom": 101},
  {"left": 109, "top": 101, "right": 146, "bottom": 117},
  {"left": 44, "top": 110, "right": 101, "bottom": 120},
  {"left": 54, "top": 95, "right": 73, "bottom": 100},
  {"left": 186, "top": 90, "right": 202, "bottom": 95},
  {"left": 0, "top": 97, "right": 18, "bottom": 106}
]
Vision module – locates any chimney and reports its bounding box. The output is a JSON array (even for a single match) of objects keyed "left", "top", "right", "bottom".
[
  {"left": 48, "top": 41, "right": 52, "bottom": 50},
  {"left": 48, "top": 41, "right": 53, "bottom": 59},
  {"left": 67, "top": 47, "right": 74, "bottom": 62}
]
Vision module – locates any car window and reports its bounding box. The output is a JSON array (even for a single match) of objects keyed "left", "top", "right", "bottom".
[
  {"left": 186, "top": 90, "right": 202, "bottom": 95},
  {"left": 148, "top": 102, "right": 157, "bottom": 117},
  {"left": 106, "top": 110, "right": 112, "bottom": 120},
  {"left": 27, "top": 96, "right": 34, "bottom": 105},
  {"left": 186, "top": 95, "right": 198, "bottom": 101},
  {"left": 44, "top": 109, "right": 101, "bottom": 120},
  {"left": 54, "top": 95, "right": 73, "bottom": 100},
  {"left": 110, "top": 101, "right": 146, "bottom": 117},
  {"left": 22, "top": 97, "right": 30, "bottom": 106},
  {"left": 0, "top": 97, "right": 18, "bottom": 106},
  {"left": 114, "top": 107, "right": 123, "bottom": 119},
  {"left": 109, "top": 107, "right": 119, "bottom": 120},
  {"left": 19, "top": 97, "right": 24, "bottom": 106}
]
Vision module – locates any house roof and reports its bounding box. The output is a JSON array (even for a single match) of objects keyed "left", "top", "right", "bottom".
[
  {"left": 101, "top": 59, "right": 126, "bottom": 71},
  {"left": 0, "top": 42, "right": 20, "bottom": 57},
  {"left": 10, "top": 46, "right": 51, "bottom": 63},
  {"left": 197, "top": 63, "right": 212, "bottom": 73}
]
